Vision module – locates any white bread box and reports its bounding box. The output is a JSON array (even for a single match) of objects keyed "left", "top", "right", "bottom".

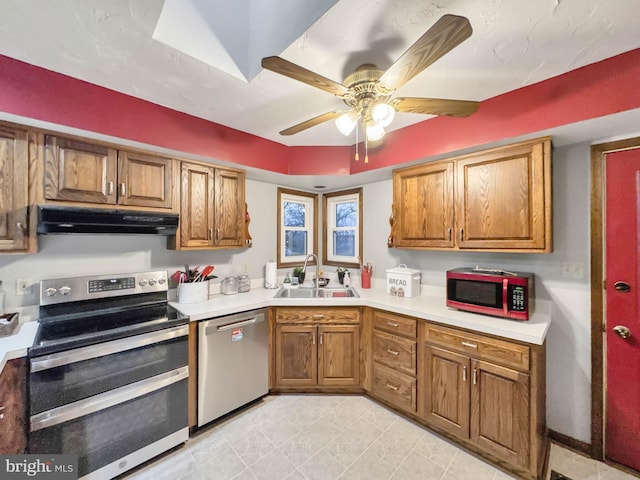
[{"left": 385, "top": 264, "right": 421, "bottom": 297}]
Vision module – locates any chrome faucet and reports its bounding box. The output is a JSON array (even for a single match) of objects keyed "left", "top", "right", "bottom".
[{"left": 302, "top": 253, "right": 319, "bottom": 297}]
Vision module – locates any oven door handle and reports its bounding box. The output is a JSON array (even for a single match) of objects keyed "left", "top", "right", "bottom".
[
  {"left": 30, "top": 366, "right": 188, "bottom": 431},
  {"left": 30, "top": 324, "right": 189, "bottom": 372}
]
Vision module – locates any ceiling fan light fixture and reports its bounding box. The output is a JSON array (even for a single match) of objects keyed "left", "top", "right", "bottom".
[
  {"left": 365, "top": 120, "right": 385, "bottom": 142},
  {"left": 335, "top": 110, "right": 358, "bottom": 136},
  {"left": 371, "top": 102, "right": 395, "bottom": 127}
]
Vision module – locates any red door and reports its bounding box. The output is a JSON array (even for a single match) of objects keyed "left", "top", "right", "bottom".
[{"left": 605, "top": 148, "right": 640, "bottom": 471}]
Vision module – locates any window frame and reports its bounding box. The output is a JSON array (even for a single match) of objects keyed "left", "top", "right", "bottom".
[
  {"left": 277, "top": 187, "right": 318, "bottom": 268},
  {"left": 323, "top": 188, "right": 363, "bottom": 268}
]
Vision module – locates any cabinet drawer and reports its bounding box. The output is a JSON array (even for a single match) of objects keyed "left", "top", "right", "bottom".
[
  {"left": 373, "top": 330, "right": 416, "bottom": 376},
  {"left": 424, "top": 324, "right": 530, "bottom": 371},
  {"left": 275, "top": 307, "right": 360, "bottom": 324},
  {"left": 372, "top": 363, "right": 416, "bottom": 413},
  {"left": 373, "top": 311, "right": 417, "bottom": 338}
]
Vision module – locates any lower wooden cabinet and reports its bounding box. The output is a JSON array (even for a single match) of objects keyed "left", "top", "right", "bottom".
[
  {"left": 271, "top": 307, "right": 546, "bottom": 479},
  {"left": 272, "top": 307, "right": 361, "bottom": 390},
  {"left": 422, "top": 323, "right": 545, "bottom": 480},
  {"left": 0, "top": 358, "right": 27, "bottom": 454}
]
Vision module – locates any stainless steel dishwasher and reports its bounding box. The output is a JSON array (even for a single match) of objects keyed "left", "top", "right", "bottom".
[{"left": 197, "top": 308, "right": 268, "bottom": 426}]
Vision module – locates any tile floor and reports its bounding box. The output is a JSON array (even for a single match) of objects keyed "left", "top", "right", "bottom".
[{"left": 123, "top": 395, "right": 639, "bottom": 480}]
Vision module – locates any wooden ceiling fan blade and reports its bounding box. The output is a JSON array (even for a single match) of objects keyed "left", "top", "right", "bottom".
[
  {"left": 262, "top": 56, "right": 348, "bottom": 97},
  {"left": 279, "top": 111, "right": 343, "bottom": 136},
  {"left": 379, "top": 15, "right": 472, "bottom": 91},
  {"left": 395, "top": 97, "right": 479, "bottom": 117}
]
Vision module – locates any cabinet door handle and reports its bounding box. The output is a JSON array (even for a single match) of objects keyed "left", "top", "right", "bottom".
[
  {"left": 386, "top": 321, "right": 399, "bottom": 328},
  {"left": 448, "top": 227, "right": 452, "bottom": 241},
  {"left": 108, "top": 181, "right": 114, "bottom": 195},
  {"left": 319, "top": 334, "right": 323, "bottom": 345},
  {"left": 208, "top": 228, "right": 213, "bottom": 241},
  {"left": 312, "top": 314, "right": 324, "bottom": 320},
  {"left": 312, "top": 334, "right": 316, "bottom": 345},
  {"left": 473, "top": 368, "right": 477, "bottom": 385},
  {"left": 461, "top": 341, "right": 477, "bottom": 349},
  {"left": 120, "top": 183, "right": 126, "bottom": 196},
  {"left": 385, "top": 383, "right": 399, "bottom": 391},
  {"left": 463, "top": 366, "right": 467, "bottom": 382},
  {"left": 0, "top": 405, "right": 5, "bottom": 419},
  {"left": 216, "top": 229, "right": 220, "bottom": 241},
  {"left": 16, "top": 222, "right": 24, "bottom": 232},
  {"left": 459, "top": 228, "right": 464, "bottom": 242},
  {"left": 386, "top": 349, "right": 399, "bottom": 356}
]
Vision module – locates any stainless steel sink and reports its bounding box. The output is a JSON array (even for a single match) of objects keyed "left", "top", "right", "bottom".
[{"left": 273, "top": 286, "right": 359, "bottom": 298}]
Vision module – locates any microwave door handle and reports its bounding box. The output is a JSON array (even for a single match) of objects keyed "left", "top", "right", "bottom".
[{"left": 503, "top": 279, "right": 509, "bottom": 316}]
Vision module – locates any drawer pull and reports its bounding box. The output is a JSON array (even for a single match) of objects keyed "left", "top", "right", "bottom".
[
  {"left": 461, "top": 341, "right": 478, "bottom": 349},
  {"left": 312, "top": 314, "right": 325, "bottom": 320},
  {"left": 385, "top": 383, "right": 399, "bottom": 391},
  {"left": 386, "top": 349, "right": 399, "bottom": 356},
  {"left": 463, "top": 366, "right": 467, "bottom": 382},
  {"left": 386, "top": 321, "right": 399, "bottom": 328}
]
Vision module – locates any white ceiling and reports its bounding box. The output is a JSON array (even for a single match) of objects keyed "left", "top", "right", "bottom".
[{"left": 0, "top": 0, "right": 638, "bottom": 151}]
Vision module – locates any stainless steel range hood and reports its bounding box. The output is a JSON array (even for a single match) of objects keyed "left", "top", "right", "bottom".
[{"left": 37, "top": 206, "right": 179, "bottom": 235}]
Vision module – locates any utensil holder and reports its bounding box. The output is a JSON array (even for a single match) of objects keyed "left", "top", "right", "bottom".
[
  {"left": 177, "top": 281, "right": 209, "bottom": 304},
  {"left": 361, "top": 269, "right": 371, "bottom": 289}
]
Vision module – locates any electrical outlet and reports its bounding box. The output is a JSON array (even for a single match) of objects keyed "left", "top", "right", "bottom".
[
  {"left": 16, "top": 278, "right": 32, "bottom": 296},
  {"left": 241, "top": 263, "right": 249, "bottom": 273},
  {"left": 562, "top": 262, "right": 584, "bottom": 279}
]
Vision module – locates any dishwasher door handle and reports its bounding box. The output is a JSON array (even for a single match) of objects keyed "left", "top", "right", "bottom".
[{"left": 206, "top": 317, "right": 261, "bottom": 335}]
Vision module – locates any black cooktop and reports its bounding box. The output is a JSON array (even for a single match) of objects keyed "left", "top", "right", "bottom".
[{"left": 30, "top": 292, "right": 188, "bottom": 357}]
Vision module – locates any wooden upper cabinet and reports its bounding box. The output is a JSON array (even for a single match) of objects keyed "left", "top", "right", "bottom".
[
  {"left": 175, "top": 161, "right": 246, "bottom": 250},
  {"left": 44, "top": 136, "right": 118, "bottom": 204},
  {"left": 0, "top": 125, "right": 30, "bottom": 252},
  {"left": 180, "top": 162, "right": 214, "bottom": 248},
  {"left": 214, "top": 168, "right": 245, "bottom": 247},
  {"left": 391, "top": 137, "right": 552, "bottom": 252},
  {"left": 393, "top": 160, "right": 454, "bottom": 248},
  {"left": 456, "top": 138, "right": 551, "bottom": 251},
  {"left": 44, "top": 135, "right": 173, "bottom": 209},
  {"left": 118, "top": 151, "right": 172, "bottom": 208}
]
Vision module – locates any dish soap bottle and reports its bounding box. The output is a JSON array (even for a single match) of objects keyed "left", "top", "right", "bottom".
[
  {"left": 283, "top": 273, "right": 292, "bottom": 289},
  {"left": 343, "top": 271, "right": 351, "bottom": 288}
]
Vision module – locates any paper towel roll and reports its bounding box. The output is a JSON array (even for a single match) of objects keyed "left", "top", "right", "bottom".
[{"left": 264, "top": 261, "right": 278, "bottom": 289}]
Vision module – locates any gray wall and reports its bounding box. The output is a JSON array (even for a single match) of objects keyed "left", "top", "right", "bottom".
[{"left": 0, "top": 143, "right": 593, "bottom": 442}]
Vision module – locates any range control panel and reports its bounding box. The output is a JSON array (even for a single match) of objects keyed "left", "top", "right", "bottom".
[{"left": 40, "top": 271, "right": 168, "bottom": 305}]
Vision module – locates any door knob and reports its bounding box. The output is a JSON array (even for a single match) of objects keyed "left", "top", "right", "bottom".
[
  {"left": 613, "top": 325, "right": 632, "bottom": 339},
  {"left": 614, "top": 281, "right": 631, "bottom": 293}
]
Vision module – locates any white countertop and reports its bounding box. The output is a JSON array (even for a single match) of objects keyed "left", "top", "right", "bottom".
[
  {"left": 171, "top": 285, "right": 551, "bottom": 345},
  {"left": 0, "top": 308, "right": 39, "bottom": 373},
  {"left": 0, "top": 285, "right": 550, "bottom": 372}
]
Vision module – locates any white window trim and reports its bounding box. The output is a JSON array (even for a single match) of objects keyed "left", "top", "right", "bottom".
[
  {"left": 278, "top": 189, "right": 317, "bottom": 267},
  {"left": 324, "top": 190, "right": 362, "bottom": 266}
]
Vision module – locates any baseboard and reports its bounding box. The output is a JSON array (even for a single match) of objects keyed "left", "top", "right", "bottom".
[{"left": 548, "top": 429, "right": 591, "bottom": 456}]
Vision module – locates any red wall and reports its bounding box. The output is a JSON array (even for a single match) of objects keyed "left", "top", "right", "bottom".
[{"left": 1, "top": 48, "right": 639, "bottom": 176}]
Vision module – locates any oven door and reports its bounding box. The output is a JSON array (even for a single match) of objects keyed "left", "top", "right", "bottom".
[
  {"left": 30, "top": 325, "right": 188, "bottom": 414},
  {"left": 28, "top": 325, "right": 189, "bottom": 479},
  {"left": 29, "top": 368, "right": 188, "bottom": 479}
]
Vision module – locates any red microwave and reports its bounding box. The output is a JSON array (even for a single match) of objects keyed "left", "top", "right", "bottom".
[{"left": 446, "top": 267, "right": 534, "bottom": 320}]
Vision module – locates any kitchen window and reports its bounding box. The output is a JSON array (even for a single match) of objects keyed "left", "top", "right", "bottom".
[
  {"left": 323, "top": 188, "right": 362, "bottom": 268},
  {"left": 277, "top": 188, "right": 318, "bottom": 267}
]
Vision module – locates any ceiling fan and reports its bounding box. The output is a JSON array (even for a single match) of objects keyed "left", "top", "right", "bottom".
[{"left": 261, "top": 14, "right": 480, "bottom": 159}]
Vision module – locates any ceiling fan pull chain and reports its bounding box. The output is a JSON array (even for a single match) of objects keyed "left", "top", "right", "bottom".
[
  {"left": 354, "top": 120, "right": 359, "bottom": 161},
  {"left": 365, "top": 135, "right": 369, "bottom": 164}
]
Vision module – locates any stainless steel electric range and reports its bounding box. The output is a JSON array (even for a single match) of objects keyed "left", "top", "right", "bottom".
[{"left": 28, "top": 271, "right": 189, "bottom": 480}]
